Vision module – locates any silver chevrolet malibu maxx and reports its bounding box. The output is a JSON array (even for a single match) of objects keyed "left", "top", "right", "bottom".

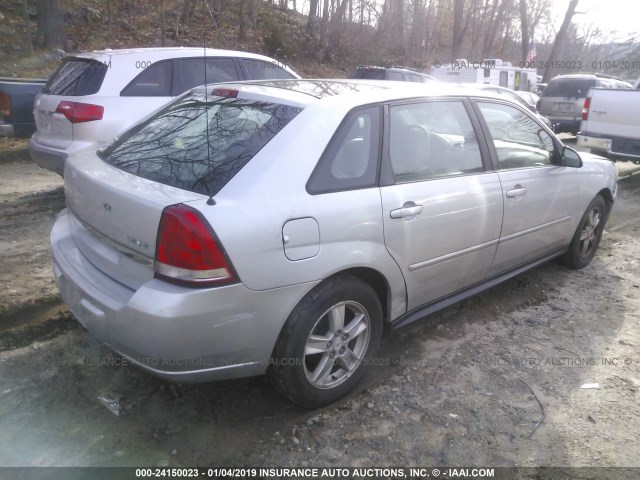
[{"left": 51, "top": 80, "right": 617, "bottom": 408}]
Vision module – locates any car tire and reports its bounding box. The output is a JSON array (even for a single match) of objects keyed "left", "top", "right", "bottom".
[
  {"left": 269, "top": 275, "right": 383, "bottom": 409},
  {"left": 560, "top": 195, "right": 607, "bottom": 269}
]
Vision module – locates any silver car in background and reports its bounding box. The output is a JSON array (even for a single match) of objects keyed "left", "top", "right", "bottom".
[{"left": 51, "top": 80, "right": 617, "bottom": 408}]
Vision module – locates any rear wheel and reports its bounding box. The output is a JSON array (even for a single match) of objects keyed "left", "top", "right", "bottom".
[
  {"left": 270, "top": 275, "right": 383, "bottom": 408},
  {"left": 560, "top": 195, "right": 607, "bottom": 269}
]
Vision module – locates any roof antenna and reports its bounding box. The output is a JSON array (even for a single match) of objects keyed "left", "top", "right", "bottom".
[{"left": 203, "top": 0, "right": 215, "bottom": 206}]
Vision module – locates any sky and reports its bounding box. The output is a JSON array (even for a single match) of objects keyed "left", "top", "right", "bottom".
[{"left": 550, "top": 0, "right": 639, "bottom": 41}]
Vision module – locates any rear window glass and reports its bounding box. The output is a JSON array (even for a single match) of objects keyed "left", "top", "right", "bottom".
[
  {"left": 543, "top": 78, "right": 595, "bottom": 98},
  {"left": 43, "top": 58, "right": 107, "bottom": 96},
  {"left": 351, "top": 69, "right": 385, "bottom": 80},
  {"left": 98, "top": 92, "right": 302, "bottom": 196}
]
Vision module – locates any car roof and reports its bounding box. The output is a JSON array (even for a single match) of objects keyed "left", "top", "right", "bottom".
[
  {"left": 73, "top": 47, "right": 282, "bottom": 61},
  {"left": 68, "top": 47, "right": 297, "bottom": 76},
  {"left": 354, "top": 65, "right": 429, "bottom": 75},
  {"left": 190, "top": 79, "right": 517, "bottom": 109},
  {"left": 549, "top": 74, "right": 598, "bottom": 81}
]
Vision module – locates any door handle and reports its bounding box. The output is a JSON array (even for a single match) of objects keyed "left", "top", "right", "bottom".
[
  {"left": 390, "top": 202, "right": 423, "bottom": 219},
  {"left": 506, "top": 185, "right": 527, "bottom": 198}
]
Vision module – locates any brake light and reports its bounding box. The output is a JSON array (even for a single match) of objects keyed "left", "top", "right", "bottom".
[
  {"left": 0, "top": 91, "right": 12, "bottom": 117},
  {"left": 55, "top": 101, "right": 104, "bottom": 123},
  {"left": 582, "top": 96, "right": 591, "bottom": 121},
  {"left": 154, "top": 204, "right": 237, "bottom": 288},
  {"left": 211, "top": 88, "right": 238, "bottom": 98}
]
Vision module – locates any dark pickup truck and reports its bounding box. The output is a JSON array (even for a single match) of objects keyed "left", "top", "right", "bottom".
[{"left": 0, "top": 77, "right": 47, "bottom": 138}]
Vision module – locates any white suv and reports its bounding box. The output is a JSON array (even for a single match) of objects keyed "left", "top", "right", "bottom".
[{"left": 29, "top": 47, "right": 299, "bottom": 175}]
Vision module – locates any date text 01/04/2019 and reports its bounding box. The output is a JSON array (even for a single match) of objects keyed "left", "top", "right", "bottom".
[{"left": 520, "top": 60, "right": 640, "bottom": 70}]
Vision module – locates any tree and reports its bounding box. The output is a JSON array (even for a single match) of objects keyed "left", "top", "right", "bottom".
[
  {"left": 452, "top": 0, "right": 464, "bottom": 59},
  {"left": 181, "top": 0, "right": 198, "bottom": 24},
  {"left": 307, "top": 0, "right": 320, "bottom": 36},
  {"left": 543, "top": 0, "right": 579, "bottom": 81},
  {"left": 238, "top": 0, "right": 257, "bottom": 40},
  {"left": 519, "top": 0, "right": 530, "bottom": 62},
  {"left": 23, "top": 0, "right": 34, "bottom": 54},
  {"left": 36, "top": 0, "right": 66, "bottom": 49},
  {"left": 160, "top": 0, "right": 166, "bottom": 46}
]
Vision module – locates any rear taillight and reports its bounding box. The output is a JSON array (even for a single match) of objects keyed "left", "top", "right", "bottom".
[
  {"left": 0, "top": 91, "right": 12, "bottom": 117},
  {"left": 211, "top": 88, "right": 238, "bottom": 98},
  {"left": 582, "top": 96, "right": 591, "bottom": 121},
  {"left": 154, "top": 204, "right": 237, "bottom": 288},
  {"left": 55, "top": 101, "right": 104, "bottom": 123}
]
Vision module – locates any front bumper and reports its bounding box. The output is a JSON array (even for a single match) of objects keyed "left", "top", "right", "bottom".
[
  {"left": 28, "top": 137, "right": 67, "bottom": 175},
  {"left": 51, "top": 209, "right": 315, "bottom": 382}
]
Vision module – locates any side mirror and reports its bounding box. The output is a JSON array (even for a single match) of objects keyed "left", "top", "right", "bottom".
[{"left": 562, "top": 146, "right": 583, "bottom": 168}]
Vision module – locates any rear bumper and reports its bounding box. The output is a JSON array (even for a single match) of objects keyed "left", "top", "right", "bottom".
[
  {"left": 0, "top": 122, "right": 14, "bottom": 137},
  {"left": 29, "top": 137, "right": 66, "bottom": 175},
  {"left": 51, "top": 209, "right": 315, "bottom": 382},
  {"left": 0, "top": 120, "right": 37, "bottom": 138},
  {"left": 578, "top": 132, "right": 640, "bottom": 159}
]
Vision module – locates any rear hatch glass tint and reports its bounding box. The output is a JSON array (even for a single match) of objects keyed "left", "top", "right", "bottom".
[
  {"left": 349, "top": 69, "right": 385, "bottom": 80},
  {"left": 98, "top": 92, "right": 302, "bottom": 196},
  {"left": 542, "top": 78, "right": 595, "bottom": 98},
  {"left": 43, "top": 58, "right": 108, "bottom": 96}
]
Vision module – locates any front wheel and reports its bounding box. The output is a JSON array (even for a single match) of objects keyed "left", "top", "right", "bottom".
[
  {"left": 269, "top": 275, "right": 383, "bottom": 408},
  {"left": 560, "top": 195, "right": 607, "bottom": 269}
]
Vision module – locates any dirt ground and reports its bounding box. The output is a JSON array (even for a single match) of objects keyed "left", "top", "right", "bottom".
[{"left": 1, "top": 137, "right": 639, "bottom": 474}]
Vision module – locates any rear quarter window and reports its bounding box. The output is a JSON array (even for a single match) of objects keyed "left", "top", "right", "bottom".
[
  {"left": 43, "top": 58, "right": 108, "bottom": 96},
  {"left": 239, "top": 59, "right": 295, "bottom": 80},
  {"left": 99, "top": 93, "right": 302, "bottom": 196}
]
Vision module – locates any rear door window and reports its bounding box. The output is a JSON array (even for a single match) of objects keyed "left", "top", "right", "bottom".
[
  {"left": 43, "top": 58, "right": 107, "bottom": 96},
  {"left": 121, "top": 60, "right": 173, "bottom": 96},
  {"left": 356, "top": 69, "right": 385, "bottom": 80},
  {"left": 99, "top": 92, "right": 302, "bottom": 196},
  {"left": 388, "top": 100, "right": 484, "bottom": 182},
  {"left": 172, "top": 58, "right": 239, "bottom": 95},
  {"left": 239, "top": 59, "right": 296, "bottom": 80}
]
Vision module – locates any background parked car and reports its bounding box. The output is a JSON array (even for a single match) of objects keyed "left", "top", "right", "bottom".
[
  {"left": 515, "top": 90, "right": 540, "bottom": 111},
  {"left": 537, "top": 74, "right": 632, "bottom": 134},
  {"left": 455, "top": 83, "right": 552, "bottom": 127},
  {"left": 0, "top": 77, "right": 46, "bottom": 138},
  {"left": 29, "top": 47, "right": 300, "bottom": 175},
  {"left": 578, "top": 87, "right": 640, "bottom": 161},
  {"left": 51, "top": 79, "right": 617, "bottom": 408},
  {"left": 348, "top": 66, "right": 436, "bottom": 83}
]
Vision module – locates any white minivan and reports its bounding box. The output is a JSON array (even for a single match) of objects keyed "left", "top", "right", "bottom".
[{"left": 29, "top": 47, "right": 299, "bottom": 175}]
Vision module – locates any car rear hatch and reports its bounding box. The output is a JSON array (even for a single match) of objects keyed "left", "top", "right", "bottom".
[
  {"left": 64, "top": 152, "right": 203, "bottom": 291},
  {"left": 541, "top": 77, "right": 594, "bottom": 118},
  {"left": 63, "top": 85, "right": 303, "bottom": 290},
  {"left": 34, "top": 55, "right": 109, "bottom": 149}
]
